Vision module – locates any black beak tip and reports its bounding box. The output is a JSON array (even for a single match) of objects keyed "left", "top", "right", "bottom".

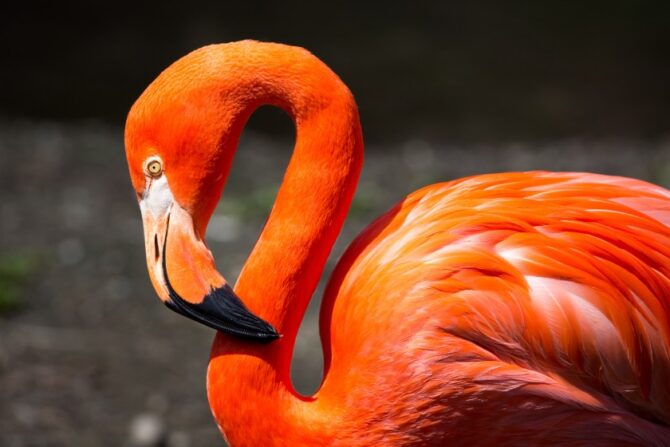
[
  {"left": 163, "top": 285, "right": 282, "bottom": 343},
  {"left": 257, "top": 324, "right": 282, "bottom": 342},
  {"left": 160, "top": 215, "right": 280, "bottom": 343}
]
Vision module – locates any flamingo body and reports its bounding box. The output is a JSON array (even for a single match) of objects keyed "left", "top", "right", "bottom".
[
  {"left": 125, "top": 41, "right": 670, "bottom": 445},
  {"left": 316, "top": 172, "right": 670, "bottom": 445}
]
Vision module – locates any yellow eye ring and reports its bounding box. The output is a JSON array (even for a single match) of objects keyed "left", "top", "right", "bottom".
[{"left": 146, "top": 159, "right": 163, "bottom": 178}]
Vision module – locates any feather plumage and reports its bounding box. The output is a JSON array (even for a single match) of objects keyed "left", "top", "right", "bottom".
[{"left": 320, "top": 172, "right": 670, "bottom": 444}]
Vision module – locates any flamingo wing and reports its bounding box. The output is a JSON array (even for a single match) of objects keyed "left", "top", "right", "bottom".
[{"left": 319, "top": 172, "right": 670, "bottom": 445}]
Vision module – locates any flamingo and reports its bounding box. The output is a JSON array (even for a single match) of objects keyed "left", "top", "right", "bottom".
[{"left": 124, "top": 41, "right": 670, "bottom": 446}]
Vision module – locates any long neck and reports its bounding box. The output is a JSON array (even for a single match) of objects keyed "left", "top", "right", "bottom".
[{"left": 206, "top": 42, "right": 363, "bottom": 445}]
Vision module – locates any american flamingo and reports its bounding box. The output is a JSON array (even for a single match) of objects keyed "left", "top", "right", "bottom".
[{"left": 124, "top": 41, "right": 670, "bottom": 445}]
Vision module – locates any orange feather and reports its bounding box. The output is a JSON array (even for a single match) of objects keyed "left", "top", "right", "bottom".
[{"left": 125, "top": 41, "right": 670, "bottom": 445}]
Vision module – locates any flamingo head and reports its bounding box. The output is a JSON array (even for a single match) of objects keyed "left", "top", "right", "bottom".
[{"left": 123, "top": 45, "right": 279, "bottom": 342}]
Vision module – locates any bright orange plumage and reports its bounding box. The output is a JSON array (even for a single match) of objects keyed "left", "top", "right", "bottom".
[
  {"left": 319, "top": 172, "right": 670, "bottom": 444},
  {"left": 125, "top": 41, "right": 670, "bottom": 445}
]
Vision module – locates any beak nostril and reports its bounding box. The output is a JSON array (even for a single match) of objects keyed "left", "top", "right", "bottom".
[{"left": 154, "top": 234, "right": 160, "bottom": 261}]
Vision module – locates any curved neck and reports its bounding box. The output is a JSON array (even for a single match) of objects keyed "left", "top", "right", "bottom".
[{"left": 206, "top": 42, "right": 363, "bottom": 445}]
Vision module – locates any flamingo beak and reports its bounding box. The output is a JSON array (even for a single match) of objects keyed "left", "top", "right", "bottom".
[{"left": 139, "top": 176, "right": 279, "bottom": 342}]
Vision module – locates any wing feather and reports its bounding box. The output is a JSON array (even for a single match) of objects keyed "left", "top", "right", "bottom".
[{"left": 322, "top": 172, "right": 670, "bottom": 429}]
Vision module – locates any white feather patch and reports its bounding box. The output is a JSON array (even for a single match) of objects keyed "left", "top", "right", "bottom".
[{"left": 140, "top": 175, "right": 174, "bottom": 219}]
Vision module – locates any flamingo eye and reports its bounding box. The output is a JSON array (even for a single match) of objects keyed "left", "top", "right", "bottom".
[{"left": 145, "top": 158, "right": 163, "bottom": 178}]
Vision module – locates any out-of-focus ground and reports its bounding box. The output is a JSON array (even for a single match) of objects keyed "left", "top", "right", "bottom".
[{"left": 1, "top": 120, "right": 670, "bottom": 446}]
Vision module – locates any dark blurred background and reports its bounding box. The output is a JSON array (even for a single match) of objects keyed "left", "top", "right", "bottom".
[
  {"left": 3, "top": 1, "right": 670, "bottom": 141},
  {"left": 2, "top": 2, "right": 670, "bottom": 446}
]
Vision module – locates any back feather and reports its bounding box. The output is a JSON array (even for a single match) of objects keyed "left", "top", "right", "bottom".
[{"left": 320, "top": 172, "right": 670, "bottom": 444}]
